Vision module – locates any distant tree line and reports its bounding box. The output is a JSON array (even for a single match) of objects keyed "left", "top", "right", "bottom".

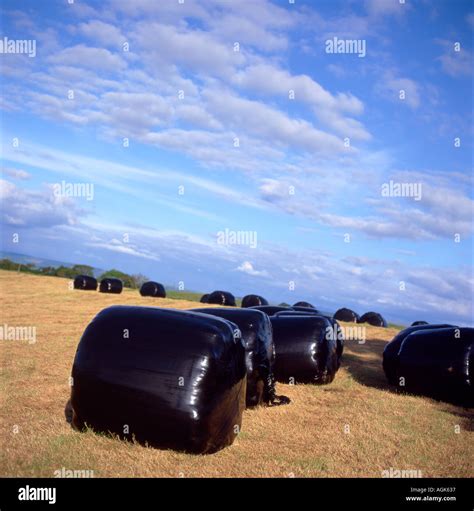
[{"left": 0, "top": 258, "right": 149, "bottom": 289}]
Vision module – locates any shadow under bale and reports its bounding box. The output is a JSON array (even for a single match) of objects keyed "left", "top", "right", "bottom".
[
  {"left": 396, "top": 327, "right": 474, "bottom": 406},
  {"left": 70, "top": 306, "right": 247, "bottom": 454},
  {"left": 192, "top": 307, "right": 288, "bottom": 407},
  {"left": 334, "top": 307, "right": 360, "bottom": 323},
  {"left": 241, "top": 294, "right": 268, "bottom": 307},
  {"left": 270, "top": 315, "right": 339, "bottom": 385},
  {"left": 99, "top": 278, "right": 123, "bottom": 294},
  {"left": 383, "top": 323, "right": 455, "bottom": 385},
  {"left": 73, "top": 275, "right": 97, "bottom": 291},
  {"left": 139, "top": 281, "right": 166, "bottom": 298},
  {"left": 207, "top": 290, "right": 236, "bottom": 306},
  {"left": 359, "top": 311, "right": 387, "bottom": 327}
]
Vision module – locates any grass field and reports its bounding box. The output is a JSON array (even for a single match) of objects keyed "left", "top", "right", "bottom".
[{"left": 0, "top": 270, "right": 472, "bottom": 478}]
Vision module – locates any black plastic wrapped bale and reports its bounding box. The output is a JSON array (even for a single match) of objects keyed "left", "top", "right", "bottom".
[
  {"left": 292, "top": 306, "right": 321, "bottom": 314},
  {"left": 139, "top": 281, "right": 166, "bottom": 298},
  {"left": 70, "top": 306, "right": 247, "bottom": 454},
  {"left": 274, "top": 311, "right": 344, "bottom": 369},
  {"left": 200, "top": 294, "right": 210, "bottom": 303},
  {"left": 270, "top": 315, "right": 338, "bottom": 384},
  {"left": 73, "top": 275, "right": 97, "bottom": 291},
  {"left": 397, "top": 327, "right": 474, "bottom": 405},
  {"left": 334, "top": 308, "right": 360, "bottom": 323},
  {"left": 411, "top": 320, "right": 428, "bottom": 326},
  {"left": 241, "top": 294, "right": 269, "bottom": 308},
  {"left": 293, "top": 301, "right": 315, "bottom": 309},
  {"left": 250, "top": 305, "right": 293, "bottom": 316},
  {"left": 207, "top": 290, "right": 236, "bottom": 307},
  {"left": 192, "top": 307, "right": 275, "bottom": 407},
  {"left": 382, "top": 323, "right": 454, "bottom": 385},
  {"left": 358, "top": 311, "right": 387, "bottom": 327},
  {"left": 99, "top": 278, "right": 123, "bottom": 294}
]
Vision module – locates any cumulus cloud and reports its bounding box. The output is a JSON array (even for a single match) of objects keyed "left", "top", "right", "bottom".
[{"left": 236, "top": 261, "right": 269, "bottom": 277}]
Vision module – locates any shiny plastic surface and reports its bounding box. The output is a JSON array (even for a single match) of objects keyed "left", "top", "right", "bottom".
[
  {"left": 249, "top": 305, "right": 293, "bottom": 316},
  {"left": 207, "top": 290, "right": 236, "bottom": 306},
  {"left": 99, "top": 278, "right": 123, "bottom": 294},
  {"left": 192, "top": 307, "right": 275, "bottom": 407},
  {"left": 334, "top": 308, "right": 360, "bottom": 323},
  {"left": 382, "top": 323, "right": 454, "bottom": 385},
  {"left": 358, "top": 311, "right": 387, "bottom": 327},
  {"left": 73, "top": 275, "right": 97, "bottom": 291},
  {"left": 293, "top": 301, "right": 315, "bottom": 309},
  {"left": 241, "top": 294, "right": 269, "bottom": 307},
  {"left": 139, "top": 281, "right": 166, "bottom": 298},
  {"left": 270, "top": 315, "right": 338, "bottom": 384},
  {"left": 71, "top": 306, "right": 247, "bottom": 453},
  {"left": 397, "top": 327, "right": 473, "bottom": 405}
]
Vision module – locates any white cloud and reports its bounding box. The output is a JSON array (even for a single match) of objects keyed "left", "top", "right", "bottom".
[
  {"left": 2, "top": 167, "right": 31, "bottom": 180},
  {"left": 236, "top": 261, "right": 269, "bottom": 277}
]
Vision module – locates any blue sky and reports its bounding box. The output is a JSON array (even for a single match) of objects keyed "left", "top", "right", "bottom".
[{"left": 0, "top": 0, "right": 472, "bottom": 325}]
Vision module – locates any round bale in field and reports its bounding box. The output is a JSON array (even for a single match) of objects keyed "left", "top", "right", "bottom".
[
  {"left": 270, "top": 315, "right": 339, "bottom": 385},
  {"left": 382, "top": 323, "right": 455, "bottom": 385},
  {"left": 358, "top": 311, "right": 387, "bottom": 327},
  {"left": 139, "top": 281, "right": 166, "bottom": 298},
  {"left": 73, "top": 275, "right": 97, "bottom": 291},
  {"left": 250, "top": 305, "right": 293, "bottom": 316},
  {"left": 411, "top": 320, "right": 428, "bottom": 326},
  {"left": 207, "top": 290, "right": 236, "bottom": 306},
  {"left": 70, "top": 306, "right": 247, "bottom": 453},
  {"left": 192, "top": 307, "right": 277, "bottom": 407},
  {"left": 241, "top": 294, "right": 269, "bottom": 308},
  {"left": 99, "top": 278, "right": 123, "bottom": 294},
  {"left": 200, "top": 294, "right": 210, "bottom": 303},
  {"left": 293, "top": 301, "right": 316, "bottom": 309},
  {"left": 396, "top": 327, "right": 473, "bottom": 406},
  {"left": 334, "top": 307, "right": 360, "bottom": 323}
]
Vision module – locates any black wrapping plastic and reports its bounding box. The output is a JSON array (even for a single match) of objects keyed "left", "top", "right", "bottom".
[
  {"left": 250, "top": 305, "right": 293, "bottom": 316},
  {"left": 200, "top": 294, "right": 209, "bottom": 303},
  {"left": 70, "top": 306, "right": 247, "bottom": 453},
  {"left": 292, "top": 306, "right": 321, "bottom": 314},
  {"left": 241, "top": 294, "right": 269, "bottom": 307},
  {"left": 411, "top": 320, "right": 428, "bottom": 326},
  {"left": 99, "top": 278, "right": 123, "bottom": 294},
  {"left": 192, "top": 307, "right": 275, "bottom": 407},
  {"left": 275, "top": 311, "right": 344, "bottom": 368},
  {"left": 334, "top": 308, "right": 360, "bottom": 323},
  {"left": 139, "top": 281, "right": 166, "bottom": 298},
  {"left": 73, "top": 275, "right": 97, "bottom": 291},
  {"left": 397, "top": 327, "right": 473, "bottom": 405},
  {"left": 293, "top": 301, "right": 315, "bottom": 309},
  {"left": 358, "top": 311, "right": 387, "bottom": 327},
  {"left": 207, "top": 290, "right": 236, "bottom": 306},
  {"left": 270, "top": 315, "right": 338, "bottom": 384},
  {"left": 383, "top": 323, "right": 454, "bottom": 385}
]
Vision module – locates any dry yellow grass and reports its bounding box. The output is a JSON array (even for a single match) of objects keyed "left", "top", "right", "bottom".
[{"left": 0, "top": 270, "right": 472, "bottom": 478}]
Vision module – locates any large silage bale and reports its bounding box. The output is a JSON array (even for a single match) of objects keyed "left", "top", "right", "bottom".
[
  {"left": 249, "top": 305, "right": 293, "bottom": 316},
  {"left": 192, "top": 307, "right": 280, "bottom": 407},
  {"left": 99, "top": 278, "right": 123, "bottom": 294},
  {"left": 358, "top": 311, "right": 387, "bottom": 327},
  {"left": 73, "top": 275, "right": 97, "bottom": 291},
  {"left": 396, "top": 327, "right": 473, "bottom": 405},
  {"left": 293, "top": 301, "right": 316, "bottom": 309},
  {"left": 207, "top": 290, "right": 236, "bottom": 307},
  {"left": 200, "top": 294, "right": 210, "bottom": 303},
  {"left": 139, "top": 281, "right": 166, "bottom": 298},
  {"left": 383, "top": 323, "right": 455, "bottom": 385},
  {"left": 274, "top": 310, "right": 344, "bottom": 369},
  {"left": 241, "top": 294, "right": 269, "bottom": 308},
  {"left": 411, "top": 320, "right": 428, "bottom": 326},
  {"left": 334, "top": 308, "right": 360, "bottom": 323},
  {"left": 70, "top": 306, "right": 247, "bottom": 454},
  {"left": 270, "top": 315, "right": 338, "bottom": 385}
]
